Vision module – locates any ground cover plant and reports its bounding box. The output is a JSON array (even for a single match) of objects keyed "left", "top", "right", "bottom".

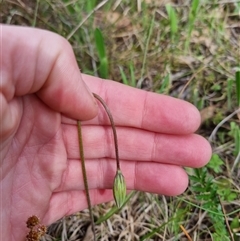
[{"left": 1, "top": 0, "right": 240, "bottom": 240}]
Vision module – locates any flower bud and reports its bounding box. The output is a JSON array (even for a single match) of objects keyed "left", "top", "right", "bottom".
[{"left": 113, "top": 170, "right": 126, "bottom": 208}]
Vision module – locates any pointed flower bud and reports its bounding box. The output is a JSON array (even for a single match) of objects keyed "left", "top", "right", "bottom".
[{"left": 113, "top": 169, "right": 127, "bottom": 208}]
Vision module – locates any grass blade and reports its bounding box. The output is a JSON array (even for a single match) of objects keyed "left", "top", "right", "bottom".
[
  {"left": 95, "top": 191, "right": 135, "bottom": 225},
  {"left": 94, "top": 28, "right": 106, "bottom": 59},
  {"left": 236, "top": 70, "right": 240, "bottom": 106},
  {"left": 166, "top": 4, "right": 178, "bottom": 41},
  {"left": 185, "top": 0, "right": 200, "bottom": 51},
  {"left": 140, "top": 11, "right": 155, "bottom": 81},
  {"left": 94, "top": 28, "right": 109, "bottom": 78},
  {"left": 119, "top": 66, "right": 129, "bottom": 86}
]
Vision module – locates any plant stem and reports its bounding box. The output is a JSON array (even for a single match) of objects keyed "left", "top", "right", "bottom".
[
  {"left": 77, "top": 120, "right": 96, "bottom": 241},
  {"left": 92, "top": 93, "right": 120, "bottom": 170},
  {"left": 93, "top": 94, "right": 126, "bottom": 208}
]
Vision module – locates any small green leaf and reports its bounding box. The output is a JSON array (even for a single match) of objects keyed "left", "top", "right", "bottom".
[
  {"left": 207, "top": 154, "right": 224, "bottom": 173},
  {"left": 113, "top": 170, "right": 127, "bottom": 208},
  {"left": 230, "top": 217, "right": 240, "bottom": 232}
]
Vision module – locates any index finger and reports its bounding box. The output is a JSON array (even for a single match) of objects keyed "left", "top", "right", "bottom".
[{"left": 82, "top": 74, "right": 201, "bottom": 134}]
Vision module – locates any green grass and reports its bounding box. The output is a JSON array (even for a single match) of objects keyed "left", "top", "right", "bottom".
[
  {"left": 2, "top": 0, "right": 240, "bottom": 240},
  {"left": 165, "top": 3, "right": 178, "bottom": 42},
  {"left": 94, "top": 27, "right": 109, "bottom": 78}
]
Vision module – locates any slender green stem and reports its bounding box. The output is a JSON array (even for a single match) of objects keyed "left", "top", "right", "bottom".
[
  {"left": 93, "top": 93, "right": 120, "bottom": 170},
  {"left": 77, "top": 120, "right": 96, "bottom": 241}
]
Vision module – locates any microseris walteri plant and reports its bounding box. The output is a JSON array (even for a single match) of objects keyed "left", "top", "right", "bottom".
[
  {"left": 92, "top": 94, "right": 126, "bottom": 208},
  {"left": 77, "top": 93, "right": 126, "bottom": 241}
]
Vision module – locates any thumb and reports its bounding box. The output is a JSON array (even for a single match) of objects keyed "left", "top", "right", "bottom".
[{"left": 1, "top": 24, "right": 97, "bottom": 120}]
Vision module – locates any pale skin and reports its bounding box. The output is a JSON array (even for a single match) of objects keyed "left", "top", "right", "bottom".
[{"left": 0, "top": 25, "right": 212, "bottom": 241}]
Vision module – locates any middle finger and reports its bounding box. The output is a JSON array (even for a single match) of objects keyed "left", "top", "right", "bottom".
[{"left": 63, "top": 124, "right": 210, "bottom": 167}]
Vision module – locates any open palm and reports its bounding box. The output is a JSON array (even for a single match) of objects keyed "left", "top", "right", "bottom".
[{"left": 0, "top": 25, "right": 211, "bottom": 241}]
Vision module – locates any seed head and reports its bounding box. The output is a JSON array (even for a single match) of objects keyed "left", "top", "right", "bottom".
[{"left": 113, "top": 169, "right": 126, "bottom": 208}]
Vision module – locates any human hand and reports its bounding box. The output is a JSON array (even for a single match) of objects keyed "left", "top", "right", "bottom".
[{"left": 0, "top": 25, "right": 211, "bottom": 241}]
